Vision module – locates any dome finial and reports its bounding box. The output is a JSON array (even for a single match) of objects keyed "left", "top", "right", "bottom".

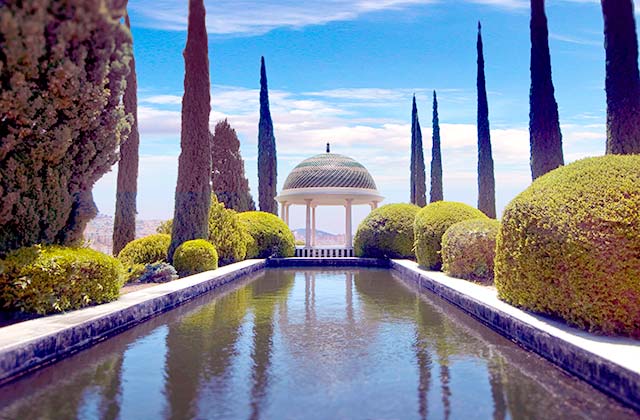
[{"left": 326, "top": 142, "right": 330, "bottom": 153}]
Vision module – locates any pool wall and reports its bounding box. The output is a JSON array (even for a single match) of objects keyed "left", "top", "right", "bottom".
[{"left": 0, "top": 257, "right": 638, "bottom": 412}]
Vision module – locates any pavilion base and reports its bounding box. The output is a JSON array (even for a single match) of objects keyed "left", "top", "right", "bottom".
[{"left": 295, "top": 247, "right": 354, "bottom": 258}]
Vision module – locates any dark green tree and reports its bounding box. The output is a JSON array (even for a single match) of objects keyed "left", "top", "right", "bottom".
[
  {"left": 476, "top": 22, "right": 496, "bottom": 219},
  {"left": 0, "top": 0, "right": 132, "bottom": 255},
  {"left": 168, "top": 0, "right": 212, "bottom": 261},
  {"left": 113, "top": 10, "right": 140, "bottom": 255},
  {"left": 601, "top": 0, "right": 640, "bottom": 154},
  {"left": 211, "top": 120, "right": 256, "bottom": 212},
  {"left": 430, "top": 91, "right": 443, "bottom": 202},
  {"left": 411, "top": 96, "right": 427, "bottom": 207},
  {"left": 529, "top": 0, "right": 564, "bottom": 180},
  {"left": 258, "top": 56, "right": 278, "bottom": 215}
]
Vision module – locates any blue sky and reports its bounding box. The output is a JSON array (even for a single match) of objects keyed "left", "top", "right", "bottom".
[{"left": 93, "top": 0, "right": 637, "bottom": 233}]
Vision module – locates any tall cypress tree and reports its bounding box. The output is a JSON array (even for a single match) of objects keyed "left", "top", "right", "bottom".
[
  {"left": 476, "top": 22, "right": 496, "bottom": 219},
  {"left": 113, "top": 11, "right": 140, "bottom": 255},
  {"left": 430, "top": 91, "right": 443, "bottom": 203},
  {"left": 411, "top": 96, "right": 427, "bottom": 206},
  {"left": 258, "top": 56, "right": 278, "bottom": 215},
  {"left": 211, "top": 119, "right": 256, "bottom": 212},
  {"left": 601, "top": 0, "right": 640, "bottom": 154},
  {"left": 529, "top": 0, "right": 564, "bottom": 180},
  {"left": 168, "top": 0, "right": 212, "bottom": 261}
]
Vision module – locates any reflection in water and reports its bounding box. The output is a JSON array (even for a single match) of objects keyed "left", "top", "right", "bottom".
[{"left": 0, "top": 268, "right": 637, "bottom": 420}]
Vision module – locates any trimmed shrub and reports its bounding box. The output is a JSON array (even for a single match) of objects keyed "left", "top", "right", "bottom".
[
  {"left": 354, "top": 203, "right": 420, "bottom": 258},
  {"left": 154, "top": 197, "right": 249, "bottom": 266},
  {"left": 173, "top": 239, "right": 218, "bottom": 277},
  {"left": 441, "top": 218, "right": 500, "bottom": 283},
  {"left": 117, "top": 234, "right": 170, "bottom": 282},
  {"left": 238, "top": 211, "right": 295, "bottom": 258},
  {"left": 138, "top": 262, "right": 178, "bottom": 284},
  {"left": 495, "top": 156, "right": 640, "bottom": 338},
  {"left": 414, "top": 201, "right": 488, "bottom": 270},
  {"left": 0, "top": 246, "right": 124, "bottom": 314}
]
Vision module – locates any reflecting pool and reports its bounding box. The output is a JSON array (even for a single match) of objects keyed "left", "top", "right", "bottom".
[{"left": 0, "top": 268, "right": 636, "bottom": 419}]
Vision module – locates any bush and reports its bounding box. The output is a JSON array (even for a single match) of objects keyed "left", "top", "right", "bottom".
[
  {"left": 154, "top": 197, "right": 249, "bottom": 266},
  {"left": 441, "top": 218, "right": 500, "bottom": 283},
  {"left": 173, "top": 240, "right": 218, "bottom": 277},
  {"left": 495, "top": 156, "right": 640, "bottom": 337},
  {"left": 0, "top": 246, "right": 124, "bottom": 314},
  {"left": 138, "top": 262, "right": 178, "bottom": 284},
  {"left": 414, "top": 201, "right": 488, "bottom": 270},
  {"left": 238, "top": 211, "right": 295, "bottom": 258},
  {"left": 117, "top": 234, "right": 170, "bottom": 282},
  {"left": 354, "top": 203, "right": 420, "bottom": 258}
]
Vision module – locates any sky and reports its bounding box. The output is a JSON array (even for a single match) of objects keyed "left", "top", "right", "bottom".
[{"left": 93, "top": 0, "right": 637, "bottom": 234}]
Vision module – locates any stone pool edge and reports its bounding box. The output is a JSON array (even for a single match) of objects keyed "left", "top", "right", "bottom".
[
  {"left": 389, "top": 259, "right": 640, "bottom": 412},
  {"left": 0, "top": 259, "right": 267, "bottom": 385}
]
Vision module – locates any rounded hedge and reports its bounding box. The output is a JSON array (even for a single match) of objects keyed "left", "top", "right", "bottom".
[
  {"left": 414, "top": 201, "right": 488, "bottom": 270},
  {"left": 172, "top": 239, "right": 218, "bottom": 277},
  {"left": 0, "top": 246, "right": 124, "bottom": 314},
  {"left": 441, "top": 218, "right": 500, "bottom": 283},
  {"left": 238, "top": 211, "right": 295, "bottom": 258},
  {"left": 117, "top": 234, "right": 170, "bottom": 266},
  {"left": 354, "top": 203, "right": 420, "bottom": 258},
  {"left": 495, "top": 156, "right": 640, "bottom": 338}
]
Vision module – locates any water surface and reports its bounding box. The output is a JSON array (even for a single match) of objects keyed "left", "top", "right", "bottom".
[{"left": 0, "top": 268, "right": 636, "bottom": 419}]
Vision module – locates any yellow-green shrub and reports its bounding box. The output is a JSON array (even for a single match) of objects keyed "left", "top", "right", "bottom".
[
  {"left": 414, "top": 201, "right": 488, "bottom": 270},
  {"left": 173, "top": 239, "right": 218, "bottom": 277},
  {"left": 495, "top": 156, "right": 640, "bottom": 338},
  {"left": 155, "top": 197, "right": 249, "bottom": 266},
  {"left": 441, "top": 218, "right": 500, "bottom": 283},
  {"left": 238, "top": 211, "right": 295, "bottom": 258},
  {"left": 0, "top": 246, "right": 124, "bottom": 314},
  {"left": 117, "top": 234, "right": 170, "bottom": 282},
  {"left": 354, "top": 203, "right": 420, "bottom": 258}
]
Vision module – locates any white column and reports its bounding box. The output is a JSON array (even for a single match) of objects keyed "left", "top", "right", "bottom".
[
  {"left": 371, "top": 201, "right": 378, "bottom": 210},
  {"left": 285, "top": 204, "right": 290, "bottom": 226},
  {"left": 311, "top": 206, "right": 317, "bottom": 247},
  {"left": 280, "top": 201, "right": 287, "bottom": 221},
  {"left": 345, "top": 198, "right": 353, "bottom": 248},
  {"left": 305, "top": 199, "right": 312, "bottom": 248}
]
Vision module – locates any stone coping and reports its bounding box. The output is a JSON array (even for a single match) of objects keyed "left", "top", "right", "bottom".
[
  {"left": 390, "top": 260, "right": 640, "bottom": 412},
  {"left": 0, "top": 259, "right": 266, "bottom": 385}
]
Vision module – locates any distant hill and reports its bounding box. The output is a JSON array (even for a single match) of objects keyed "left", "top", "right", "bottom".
[
  {"left": 84, "top": 214, "right": 165, "bottom": 255},
  {"left": 292, "top": 228, "right": 345, "bottom": 246}
]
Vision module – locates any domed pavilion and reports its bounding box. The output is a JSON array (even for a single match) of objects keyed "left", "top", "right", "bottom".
[{"left": 276, "top": 144, "right": 383, "bottom": 256}]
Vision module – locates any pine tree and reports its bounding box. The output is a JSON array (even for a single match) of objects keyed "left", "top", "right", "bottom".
[
  {"left": 529, "top": 0, "right": 564, "bottom": 180},
  {"left": 601, "top": 0, "right": 640, "bottom": 154},
  {"left": 411, "top": 96, "right": 427, "bottom": 206},
  {"left": 168, "top": 0, "right": 212, "bottom": 261},
  {"left": 477, "top": 22, "right": 496, "bottom": 219},
  {"left": 211, "top": 119, "right": 256, "bottom": 212},
  {"left": 0, "top": 0, "right": 132, "bottom": 254},
  {"left": 430, "top": 91, "right": 443, "bottom": 202},
  {"left": 113, "top": 11, "right": 140, "bottom": 255},
  {"left": 258, "top": 57, "right": 278, "bottom": 215}
]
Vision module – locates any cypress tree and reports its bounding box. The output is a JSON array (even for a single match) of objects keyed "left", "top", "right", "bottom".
[
  {"left": 113, "top": 11, "right": 140, "bottom": 255},
  {"left": 601, "top": 0, "right": 640, "bottom": 154},
  {"left": 476, "top": 22, "right": 496, "bottom": 219},
  {"left": 258, "top": 56, "right": 278, "bottom": 215},
  {"left": 0, "top": 0, "right": 131, "bottom": 254},
  {"left": 168, "top": 0, "right": 212, "bottom": 261},
  {"left": 430, "top": 91, "right": 443, "bottom": 203},
  {"left": 529, "top": 0, "right": 564, "bottom": 180},
  {"left": 211, "top": 119, "right": 256, "bottom": 212},
  {"left": 411, "top": 96, "right": 427, "bottom": 206}
]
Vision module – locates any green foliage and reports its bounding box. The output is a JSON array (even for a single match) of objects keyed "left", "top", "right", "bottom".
[
  {"left": 117, "top": 234, "right": 170, "bottom": 281},
  {"left": 0, "top": 246, "right": 124, "bottom": 314},
  {"left": 0, "top": 0, "right": 132, "bottom": 254},
  {"left": 154, "top": 197, "right": 249, "bottom": 266},
  {"left": 441, "top": 218, "right": 500, "bottom": 283},
  {"left": 495, "top": 156, "right": 640, "bottom": 338},
  {"left": 414, "top": 201, "right": 487, "bottom": 270},
  {"left": 173, "top": 239, "right": 218, "bottom": 277},
  {"left": 354, "top": 203, "right": 420, "bottom": 258},
  {"left": 258, "top": 57, "right": 278, "bottom": 215},
  {"left": 138, "top": 262, "right": 178, "bottom": 284},
  {"left": 238, "top": 211, "right": 295, "bottom": 258}
]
